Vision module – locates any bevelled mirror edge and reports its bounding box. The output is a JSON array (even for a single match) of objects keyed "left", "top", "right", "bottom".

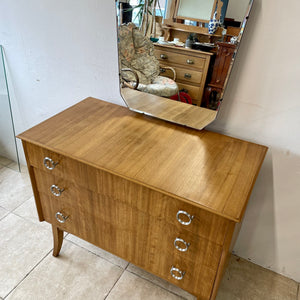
[{"left": 116, "top": 0, "right": 254, "bottom": 130}]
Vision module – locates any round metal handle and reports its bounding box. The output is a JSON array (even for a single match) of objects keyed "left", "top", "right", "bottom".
[
  {"left": 174, "top": 237, "right": 190, "bottom": 252},
  {"left": 55, "top": 212, "right": 69, "bottom": 224},
  {"left": 160, "top": 54, "right": 168, "bottom": 59},
  {"left": 43, "top": 157, "right": 58, "bottom": 170},
  {"left": 186, "top": 59, "right": 194, "bottom": 64},
  {"left": 184, "top": 73, "right": 192, "bottom": 79},
  {"left": 170, "top": 266, "right": 185, "bottom": 280},
  {"left": 176, "top": 210, "right": 194, "bottom": 226},
  {"left": 50, "top": 185, "right": 64, "bottom": 197}
]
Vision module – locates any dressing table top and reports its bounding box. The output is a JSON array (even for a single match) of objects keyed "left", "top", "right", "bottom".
[{"left": 18, "top": 97, "right": 267, "bottom": 222}]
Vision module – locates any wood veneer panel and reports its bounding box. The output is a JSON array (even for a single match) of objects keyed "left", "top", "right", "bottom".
[
  {"left": 38, "top": 191, "right": 218, "bottom": 299},
  {"left": 33, "top": 167, "right": 229, "bottom": 245},
  {"left": 18, "top": 98, "right": 267, "bottom": 222}
]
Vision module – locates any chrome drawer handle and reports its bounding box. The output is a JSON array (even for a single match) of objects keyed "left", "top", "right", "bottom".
[
  {"left": 55, "top": 212, "right": 69, "bottom": 223},
  {"left": 170, "top": 266, "right": 185, "bottom": 280},
  {"left": 50, "top": 185, "right": 64, "bottom": 197},
  {"left": 160, "top": 54, "right": 168, "bottom": 59},
  {"left": 174, "top": 237, "right": 190, "bottom": 252},
  {"left": 176, "top": 210, "right": 194, "bottom": 226},
  {"left": 184, "top": 73, "right": 192, "bottom": 79},
  {"left": 43, "top": 157, "right": 58, "bottom": 170},
  {"left": 186, "top": 59, "right": 194, "bottom": 64}
]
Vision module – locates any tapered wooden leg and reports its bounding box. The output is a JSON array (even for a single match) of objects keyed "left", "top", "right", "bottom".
[{"left": 52, "top": 225, "right": 64, "bottom": 257}]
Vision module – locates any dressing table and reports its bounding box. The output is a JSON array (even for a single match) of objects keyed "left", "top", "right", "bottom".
[{"left": 18, "top": 97, "right": 267, "bottom": 300}]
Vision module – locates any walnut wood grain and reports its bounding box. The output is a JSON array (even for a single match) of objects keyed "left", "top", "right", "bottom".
[
  {"left": 32, "top": 167, "right": 230, "bottom": 245},
  {"left": 52, "top": 225, "right": 64, "bottom": 257},
  {"left": 18, "top": 98, "right": 267, "bottom": 300},
  {"left": 38, "top": 190, "right": 218, "bottom": 299},
  {"left": 122, "top": 89, "right": 217, "bottom": 130},
  {"left": 18, "top": 98, "right": 267, "bottom": 222}
]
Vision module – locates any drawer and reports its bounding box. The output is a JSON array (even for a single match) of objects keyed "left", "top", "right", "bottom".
[
  {"left": 160, "top": 66, "right": 203, "bottom": 84},
  {"left": 152, "top": 253, "right": 217, "bottom": 299},
  {"left": 25, "top": 142, "right": 99, "bottom": 190},
  {"left": 38, "top": 190, "right": 219, "bottom": 299},
  {"left": 177, "top": 82, "right": 203, "bottom": 101},
  {"left": 33, "top": 167, "right": 230, "bottom": 245},
  {"left": 155, "top": 49, "right": 206, "bottom": 69}
]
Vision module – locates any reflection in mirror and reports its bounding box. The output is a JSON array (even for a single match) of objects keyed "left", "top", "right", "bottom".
[
  {"left": 117, "top": 0, "right": 253, "bottom": 130},
  {"left": 176, "top": 0, "right": 217, "bottom": 23}
]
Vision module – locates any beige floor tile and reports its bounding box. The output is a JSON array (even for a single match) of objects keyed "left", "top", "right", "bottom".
[
  {"left": 127, "top": 263, "right": 196, "bottom": 300},
  {"left": 5, "top": 162, "right": 20, "bottom": 172},
  {"left": 0, "top": 206, "right": 9, "bottom": 220},
  {"left": 106, "top": 271, "right": 183, "bottom": 300},
  {"left": 0, "top": 166, "right": 32, "bottom": 211},
  {"left": 6, "top": 240, "right": 124, "bottom": 300},
  {"left": 66, "top": 234, "right": 129, "bottom": 269},
  {"left": 13, "top": 196, "right": 50, "bottom": 231},
  {"left": 0, "top": 214, "right": 53, "bottom": 298},
  {"left": 216, "top": 255, "right": 298, "bottom": 300},
  {"left": 0, "top": 156, "right": 13, "bottom": 167},
  {"left": 6, "top": 162, "right": 27, "bottom": 173}
]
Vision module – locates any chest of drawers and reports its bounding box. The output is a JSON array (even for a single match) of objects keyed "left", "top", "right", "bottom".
[
  {"left": 18, "top": 98, "right": 267, "bottom": 300},
  {"left": 154, "top": 44, "right": 213, "bottom": 106}
]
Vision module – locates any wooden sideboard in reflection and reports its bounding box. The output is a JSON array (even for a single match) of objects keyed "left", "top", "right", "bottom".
[
  {"left": 154, "top": 44, "right": 213, "bottom": 106},
  {"left": 203, "top": 42, "right": 237, "bottom": 110}
]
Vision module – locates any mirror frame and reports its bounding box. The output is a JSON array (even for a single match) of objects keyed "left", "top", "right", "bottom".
[{"left": 175, "top": 0, "right": 218, "bottom": 24}]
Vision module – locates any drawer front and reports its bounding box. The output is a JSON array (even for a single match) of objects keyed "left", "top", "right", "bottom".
[
  {"left": 177, "top": 82, "right": 203, "bottom": 101},
  {"left": 160, "top": 66, "right": 203, "bottom": 84},
  {"left": 34, "top": 166, "right": 222, "bottom": 269},
  {"left": 155, "top": 49, "right": 206, "bottom": 69},
  {"left": 25, "top": 142, "right": 99, "bottom": 190},
  {"left": 38, "top": 189, "right": 219, "bottom": 300},
  {"left": 33, "top": 167, "right": 230, "bottom": 245}
]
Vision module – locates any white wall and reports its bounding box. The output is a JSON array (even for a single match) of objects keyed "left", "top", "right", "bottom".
[
  {"left": 208, "top": 0, "right": 300, "bottom": 281},
  {"left": 0, "top": 0, "right": 124, "bottom": 162},
  {"left": 1, "top": 0, "right": 300, "bottom": 282}
]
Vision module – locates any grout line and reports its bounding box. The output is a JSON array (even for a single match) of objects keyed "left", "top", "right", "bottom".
[
  {"left": 3, "top": 249, "right": 53, "bottom": 299},
  {"left": 10, "top": 211, "right": 51, "bottom": 232},
  {"left": 0, "top": 212, "right": 11, "bottom": 223},
  {"left": 0, "top": 207, "right": 10, "bottom": 222},
  {"left": 66, "top": 238, "right": 129, "bottom": 270},
  {"left": 125, "top": 267, "right": 188, "bottom": 299},
  {"left": 10, "top": 194, "right": 34, "bottom": 213},
  {"left": 103, "top": 268, "right": 126, "bottom": 300}
]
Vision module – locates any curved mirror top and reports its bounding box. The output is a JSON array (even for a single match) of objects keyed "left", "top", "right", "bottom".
[{"left": 117, "top": 0, "right": 253, "bottom": 130}]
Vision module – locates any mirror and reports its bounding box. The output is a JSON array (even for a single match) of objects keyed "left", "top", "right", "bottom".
[
  {"left": 116, "top": 0, "right": 253, "bottom": 129},
  {"left": 176, "top": 0, "right": 217, "bottom": 23},
  {"left": 0, "top": 46, "right": 20, "bottom": 171}
]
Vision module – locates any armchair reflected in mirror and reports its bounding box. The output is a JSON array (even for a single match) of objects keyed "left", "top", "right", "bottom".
[{"left": 116, "top": 0, "right": 253, "bottom": 129}]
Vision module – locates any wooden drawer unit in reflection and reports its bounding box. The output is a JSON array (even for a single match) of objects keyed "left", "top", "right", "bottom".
[{"left": 154, "top": 44, "right": 213, "bottom": 106}]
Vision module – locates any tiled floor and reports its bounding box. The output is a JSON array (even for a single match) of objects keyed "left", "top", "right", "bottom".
[{"left": 0, "top": 161, "right": 299, "bottom": 300}]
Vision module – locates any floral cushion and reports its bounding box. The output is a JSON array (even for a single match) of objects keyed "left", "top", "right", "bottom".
[
  {"left": 119, "top": 23, "right": 159, "bottom": 85},
  {"left": 137, "top": 76, "right": 178, "bottom": 97}
]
